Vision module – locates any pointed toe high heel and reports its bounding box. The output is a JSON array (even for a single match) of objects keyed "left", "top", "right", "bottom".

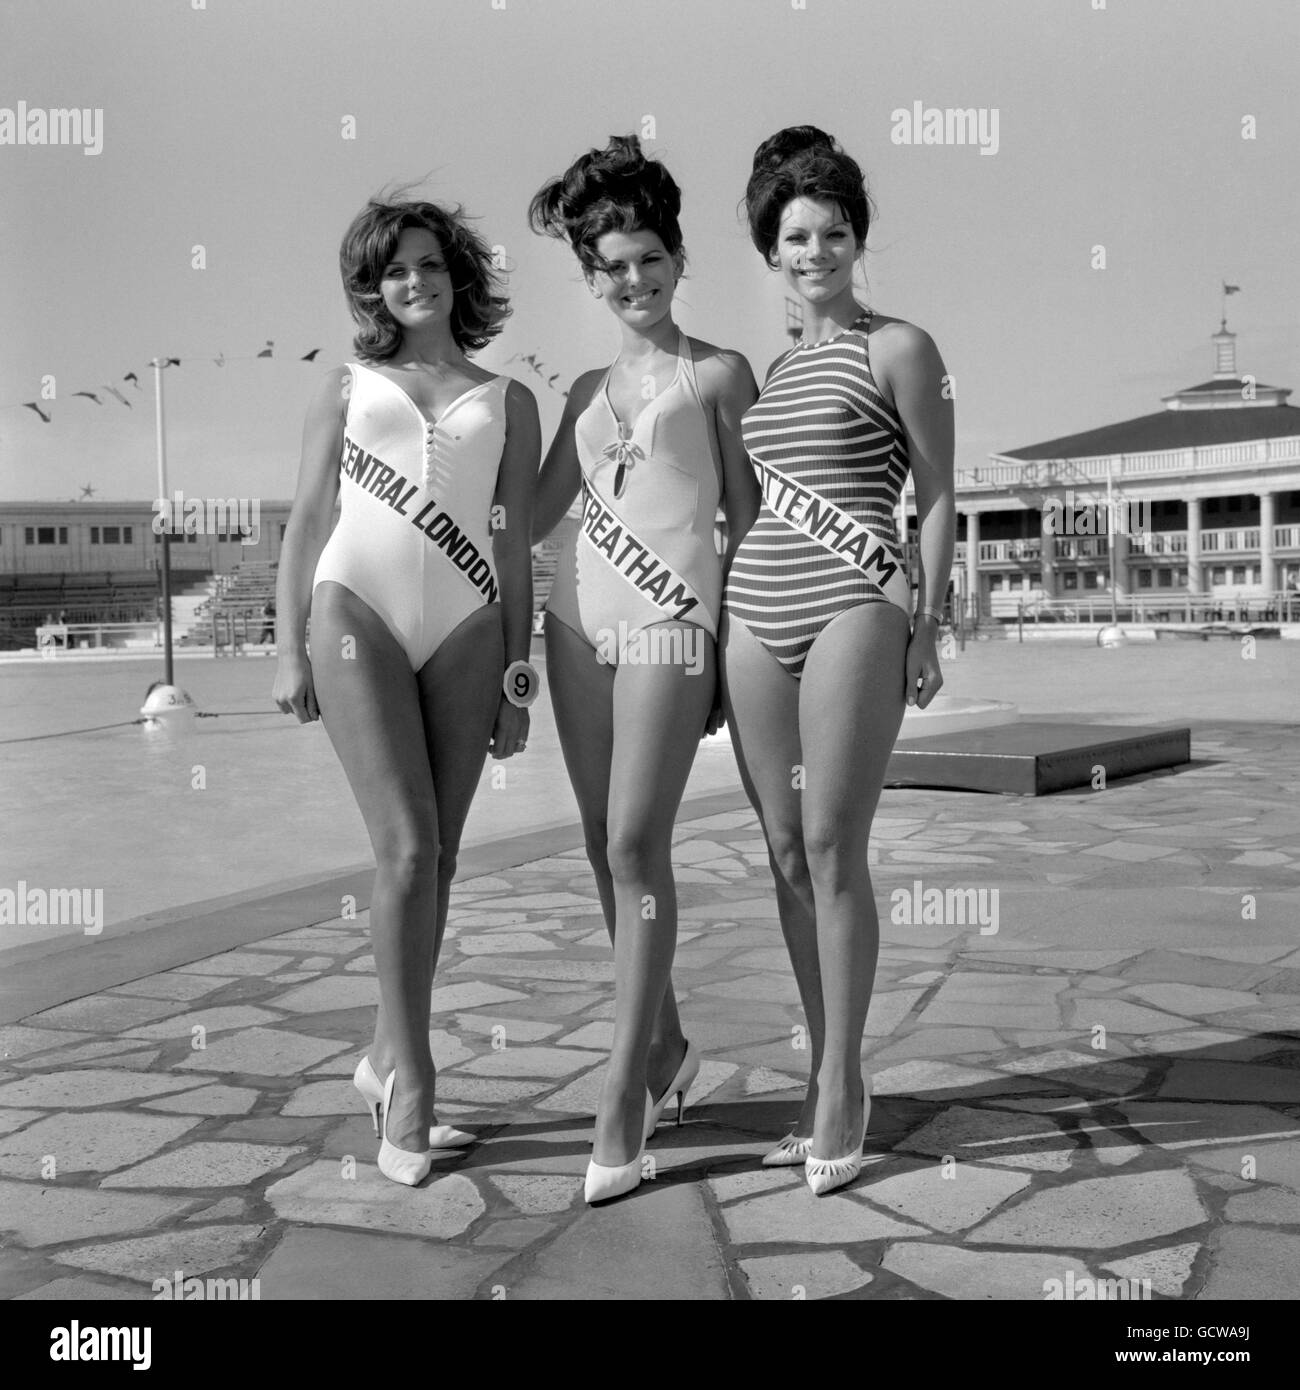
[
  {"left": 354, "top": 1055, "right": 474, "bottom": 1149},
  {"left": 805, "top": 1069, "right": 871, "bottom": 1197},
  {"left": 585, "top": 1090, "right": 654, "bottom": 1204},
  {"left": 762, "top": 1133, "right": 813, "bottom": 1167},
  {"left": 645, "top": 1039, "right": 700, "bottom": 1140},
  {"left": 377, "top": 1070, "right": 433, "bottom": 1187}
]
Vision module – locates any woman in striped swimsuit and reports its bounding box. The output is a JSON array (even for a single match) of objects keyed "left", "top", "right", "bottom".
[{"left": 722, "top": 127, "right": 955, "bottom": 1195}]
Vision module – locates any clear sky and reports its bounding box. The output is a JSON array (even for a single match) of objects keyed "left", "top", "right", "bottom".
[{"left": 3, "top": 0, "right": 1297, "bottom": 503}]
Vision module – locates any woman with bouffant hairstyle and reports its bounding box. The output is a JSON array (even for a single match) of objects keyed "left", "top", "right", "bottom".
[
  {"left": 530, "top": 136, "right": 760, "bottom": 1203},
  {"left": 274, "top": 194, "right": 540, "bottom": 1187},
  {"left": 723, "top": 127, "right": 954, "bottom": 1194}
]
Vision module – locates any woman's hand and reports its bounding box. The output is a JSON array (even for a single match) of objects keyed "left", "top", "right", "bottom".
[
  {"left": 273, "top": 650, "right": 320, "bottom": 723},
  {"left": 905, "top": 617, "right": 944, "bottom": 709},
  {"left": 491, "top": 698, "right": 530, "bottom": 760},
  {"left": 702, "top": 674, "right": 725, "bottom": 737}
]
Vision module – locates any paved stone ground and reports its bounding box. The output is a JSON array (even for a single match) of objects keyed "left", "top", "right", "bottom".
[{"left": 1, "top": 717, "right": 1297, "bottom": 1301}]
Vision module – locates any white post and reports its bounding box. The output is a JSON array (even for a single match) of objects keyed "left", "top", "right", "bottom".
[{"left": 152, "top": 358, "right": 175, "bottom": 685}]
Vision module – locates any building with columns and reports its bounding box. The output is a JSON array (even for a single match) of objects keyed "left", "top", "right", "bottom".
[{"left": 929, "top": 323, "right": 1300, "bottom": 621}]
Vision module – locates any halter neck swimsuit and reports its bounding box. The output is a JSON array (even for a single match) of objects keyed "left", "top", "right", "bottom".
[{"left": 547, "top": 331, "right": 722, "bottom": 650}]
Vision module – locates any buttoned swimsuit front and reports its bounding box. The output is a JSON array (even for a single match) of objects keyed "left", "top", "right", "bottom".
[
  {"left": 724, "top": 311, "right": 913, "bottom": 678},
  {"left": 312, "top": 362, "right": 509, "bottom": 670},
  {"left": 547, "top": 332, "right": 722, "bottom": 651}
]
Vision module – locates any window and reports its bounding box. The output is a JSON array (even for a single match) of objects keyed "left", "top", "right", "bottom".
[
  {"left": 24, "top": 528, "right": 32, "bottom": 544},
  {"left": 1232, "top": 566, "right": 1246, "bottom": 584},
  {"left": 34, "top": 526, "right": 58, "bottom": 545},
  {"left": 1029, "top": 571, "right": 1041, "bottom": 586},
  {"left": 123, "top": 526, "right": 132, "bottom": 544},
  {"left": 1176, "top": 568, "right": 1187, "bottom": 585},
  {"left": 989, "top": 574, "right": 1004, "bottom": 591},
  {"left": 1212, "top": 567, "right": 1226, "bottom": 584},
  {"left": 102, "top": 526, "right": 120, "bottom": 544},
  {"left": 90, "top": 527, "right": 100, "bottom": 544},
  {"left": 1158, "top": 569, "right": 1173, "bottom": 587},
  {"left": 1062, "top": 571, "right": 1078, "bottom": 590},
  {"left": 1083, "top": 571, "right": 1100, "bottom": 590},
  {"left": 1137, "top": 569, "right": 1152, "bottom": 588}
]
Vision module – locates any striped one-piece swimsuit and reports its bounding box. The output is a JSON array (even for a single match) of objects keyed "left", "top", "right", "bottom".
[{"left": 724, "top": 310, "right": 912, "bottom": 678}]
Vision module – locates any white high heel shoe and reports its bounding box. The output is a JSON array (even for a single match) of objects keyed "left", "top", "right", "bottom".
[
  {"left": 377, "top": 1070, "right": 433, "bottom": 1187},
  {"left": 805, "top": 1069, "right": 871, "bottom": 1197},
  {"left": 645, "top": 1039, "right": 700, "bottom": 1140},
  {"left": 585, "top": 1091, "right": 655, "bottom": 1205},
  {"left": 762, "top": 1133, "right": 813, "bottom": 1167},
  {"left": 353, "top": 1055, "right": 474, "bottom": 1149}
]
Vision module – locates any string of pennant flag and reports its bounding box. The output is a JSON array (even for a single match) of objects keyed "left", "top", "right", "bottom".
[
  {"left": 4, "top": 343, "right": 569, "bottom": 427},
  {"left": 2, "top": 342, "right": 323, "bottom": 425}
]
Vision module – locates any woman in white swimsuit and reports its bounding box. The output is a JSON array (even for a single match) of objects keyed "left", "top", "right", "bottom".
[
  {"left": 274, "top": 196, "right": 540, "bottom": 1187},
  {"left": 530, "top": 136, "right": 760, "bottom": 1203}
]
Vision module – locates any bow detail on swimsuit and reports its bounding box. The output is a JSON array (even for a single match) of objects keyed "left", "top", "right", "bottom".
[{"left": 602, "top": 437, "right": 645, "bottom": 500}]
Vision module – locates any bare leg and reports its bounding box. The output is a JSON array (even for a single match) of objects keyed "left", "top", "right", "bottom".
[
  {"left": 310, "top": 582, "right": 441, "bottom": 1153},
  {"left": 596, "top": 624, "right": 715, "bottom": 1166},
  {"left": 799, "top": 603, "right": 910, "bottom": 1159},
  {"left": 720, "top": 612, "right": 823, "bottom": 1136},
  {"left": 369, "top": 605, "right": 503, "bottom": 1117},
  {"left": 545, "top": 613, "right": 688, "bottom": 1099}
]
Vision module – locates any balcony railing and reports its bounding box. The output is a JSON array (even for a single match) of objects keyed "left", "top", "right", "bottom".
[
  {"left": 977, "top": 539, "right": 1042, "bottom": 562},
  {"left": 958, "top": 435, "right": 1300, "bottom": 490},
  {"left": 1128, "top": 532, "right": 1188, "bottom": 555},
  {"left": 938, "top": 527, "right": 1298, "bottom": 572},
  {"left": 1199, "top": 528, "right": 1261, "bottom": 552},
  {"left": 1051, "top": 537, "right": 1109, "bottom": 560}
]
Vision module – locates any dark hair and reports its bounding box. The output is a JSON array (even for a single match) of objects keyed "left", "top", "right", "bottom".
[
  {"left": 745, "top": 125, "right": 873, "bottom": 268},
  {"left": 339, "top": 195, "right": 509, "bottom": 358},
  {"left": 528, "top": 134, "right": 684, "bottom": 274}
]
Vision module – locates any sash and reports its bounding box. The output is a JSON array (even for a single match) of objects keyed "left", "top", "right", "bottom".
[
  {"left": 577, "top": 478, "right": 707, "bottom": 623},
  {"left": 755, "top": 461, "right": 911, "bottom": 610},
  {"left": 339, "top": 431, "right": 498, "bottom": 605}
]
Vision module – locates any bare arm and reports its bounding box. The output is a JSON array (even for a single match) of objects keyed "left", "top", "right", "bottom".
[
  {"left": 874, "top": 322, "right": 955, "bottom": 706},
  {"left": 530, "top": 369, "right": 601, "bottom": 543},
  {"left": 276, "top": 366, "right": 347, "bottom": 652},
  {"left": 272, "top": 367, "right": 347, "bottom": 721},
  {"left": 880, "top": 324, "right": 956, "bottom": 619},
  {"left": 493, "top": 379, "right": 542, "bottom": 670},
  {"left": 706, "top": 349, "right": 761, "bottom": 575}
]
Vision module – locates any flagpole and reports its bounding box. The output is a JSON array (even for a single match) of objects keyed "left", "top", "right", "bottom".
[
  {"left": 152, "top": 357, "right": 174, "bottom": 686},
  {"left": 1107, "top": 457, "right": 1117, "bottom": 625}
]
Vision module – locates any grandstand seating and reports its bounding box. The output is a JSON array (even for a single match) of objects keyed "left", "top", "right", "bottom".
[{"left": 0, "top": 572, "right": 167, "bottom": 650}]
